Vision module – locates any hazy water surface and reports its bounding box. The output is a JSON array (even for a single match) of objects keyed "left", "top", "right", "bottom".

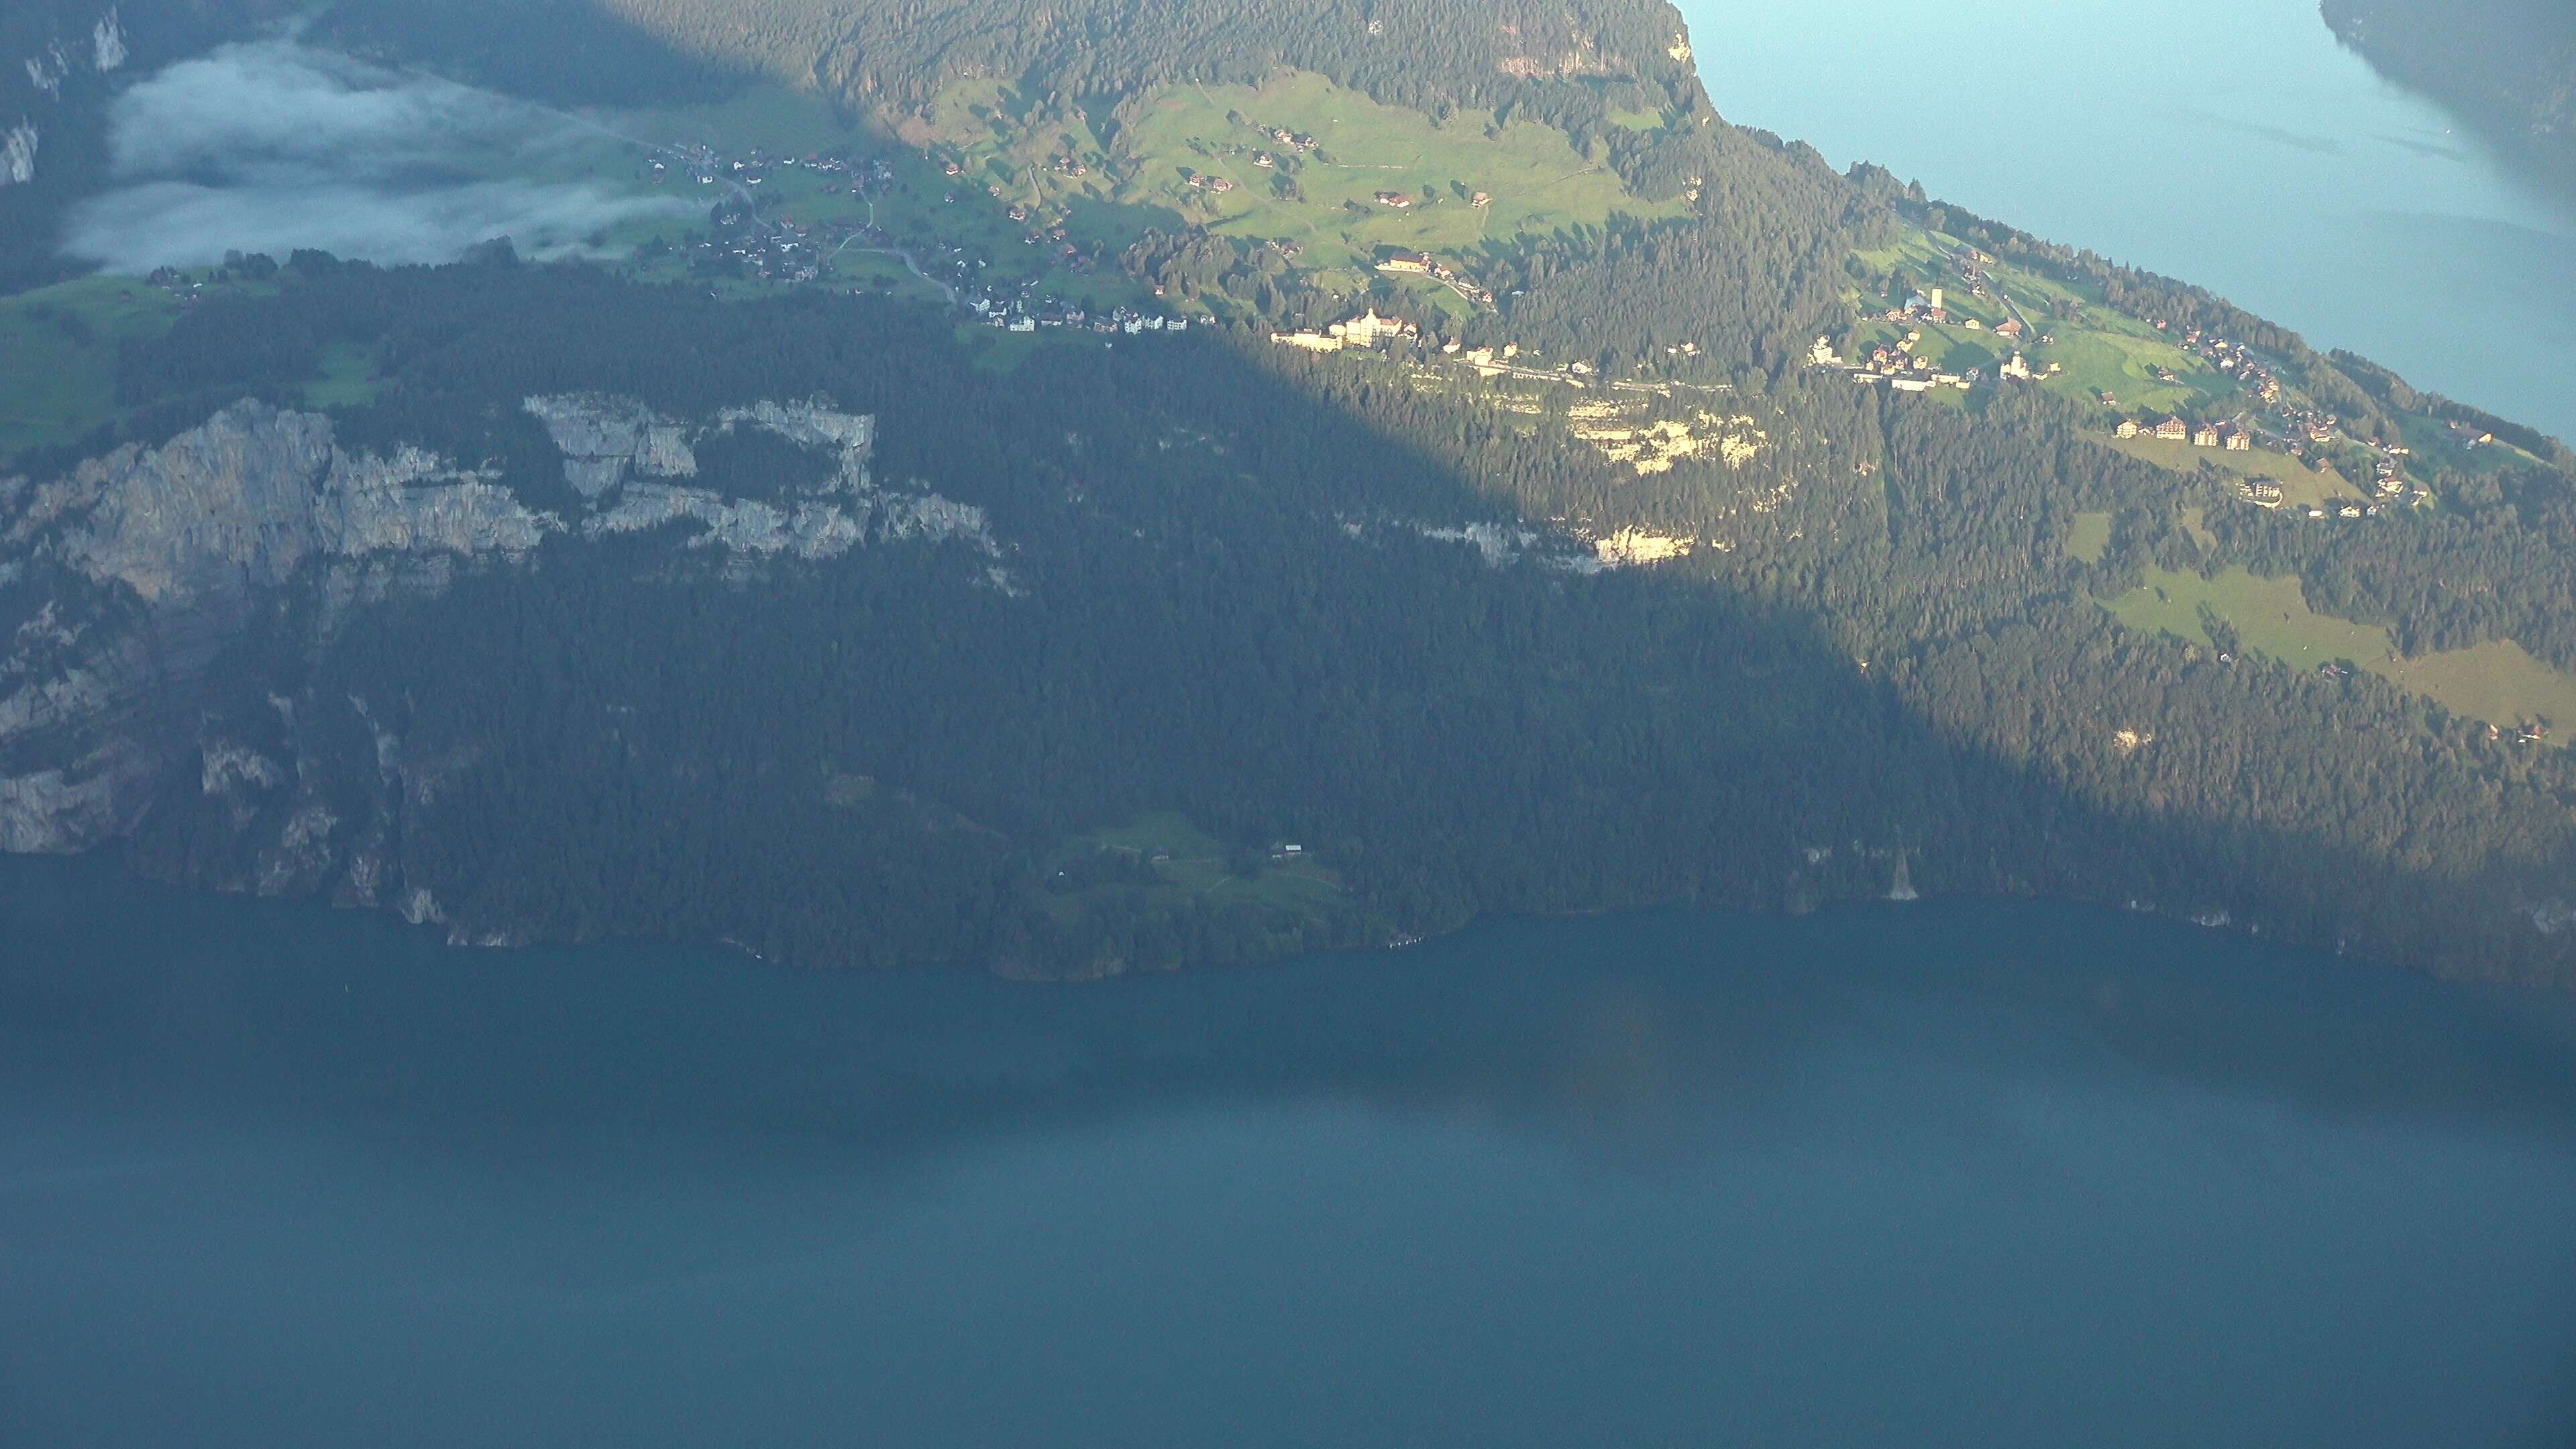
[
  {"left": 1677, "top": 0, "right": 2576, "bottom": 440},
  {"left": 5, "top": 856, "right": 2575, "bottom": 1446}
]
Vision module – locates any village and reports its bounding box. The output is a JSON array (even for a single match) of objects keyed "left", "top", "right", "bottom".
[
  {"left": 1371, "top": 250, "right": 1497, "bottom": 308},
  {"left": 637, "top": 133, "right": 1204, "bottom": 338},
  {"left": 1794, "top": 235, "right": 2464, "bottom": 527},
  {"left": 602, "top": 113, "right": 2520, "bottom": 535}
]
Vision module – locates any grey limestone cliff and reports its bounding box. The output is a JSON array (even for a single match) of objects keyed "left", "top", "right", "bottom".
[{"left": 0, "top": 392, "right": 998, "bottom": 924}]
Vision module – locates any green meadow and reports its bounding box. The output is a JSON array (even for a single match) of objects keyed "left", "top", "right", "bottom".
[
  {"left": 2106, "top": 432, "right": 2363, "bottom": 509},
  {"left": 0, "top": 277, "right": 183, "bottom": 458},
  {"left": 2065, "top": 510, "right": 2113, "bottom": 564},
  {"left": 2107, "top": 566, "right": 2576, "bottom": 736},
  {"left": 909, "top": 68, "right": 1688, "bottom": 298}
]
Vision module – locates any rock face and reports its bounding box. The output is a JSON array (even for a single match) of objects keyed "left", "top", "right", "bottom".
[
  {"left": 525, "top": 393, "right": 998, "bottom": 562},
  {"left": 17, "top": 401, "right": 555, "bottom": 607},
  {"left": 523, "top": 392, "right": 700, "bottom": 498},
  {"left": 0, "top": 393, "right": 998, "bottom": 916},
  {"left": 0, "top": 121, "right": 34, "bottom": 186},
  {"left": 92, "top": 9, "right": 125, "bottom": 72}
]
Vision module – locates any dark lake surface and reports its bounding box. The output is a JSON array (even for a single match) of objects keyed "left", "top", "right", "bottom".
[
  {"left": 5, "top": 853, "right": 2575, "bottom": 1446},
  {"left": 1678, "top": 0, "right": 2576, "bottom": 441}
]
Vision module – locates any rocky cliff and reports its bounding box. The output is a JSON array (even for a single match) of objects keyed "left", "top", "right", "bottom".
[{"left": 0, "top": 394, "right": 1004, "bottom": 928}]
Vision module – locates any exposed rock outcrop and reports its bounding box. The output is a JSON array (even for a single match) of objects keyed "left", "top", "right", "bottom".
[
  {"left": 523, "top": 392, "right": 699, "bottom": 497},
  {"left": 0, "top": 392, "right": 994, "bottom": 892},
  {"left": 1, "top": 121, "right": 35, "bottom": 186},
  {"left": 527, "top": 392, "right": 998, "bottom": 562},
  {"left": 92, "top": 9, "right": 125, "bottom": 72}
]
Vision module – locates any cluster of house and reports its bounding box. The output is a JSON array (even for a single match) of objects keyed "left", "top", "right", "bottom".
[
  {"left": 1879, "top": 284, "right": 2038, "bottom": 343},
  {"left": 968, "top": 294, "right": 1191, "bottom": 335},
  {"left": 669, "top": 146, "right": 895, "bottom": 199},
  {"left": 1375, "top": 252, "right": 1497, "bottom": 307},
  {"left": 1371, "top": 190, "right": 1417, "bottom": 209},
  {"left": 2234, "top": 478, "right": 2398, "bottom": 521},
  {"left": 1197, "top": 121, "right": 1321, "bottom": 180},
  {"left": 2114, "top": 415, "right": 2255, "bottom": 451},
  {"left": 2181, "top": 329, "right": 2283, "bottom": 405},
  {"left": 1250, "top": 123, "right": 1320, "bottom": 155},
  {"left": 144, "top": 266, "right": 226, "bottom": 308},
  {"left": 1814, "top": 331, "right": 2054, "bottom": 392},
  {"left": 1847, "top": 336, "right": 1965, "bottom": 390},
  {"left": 1185, "top": 170, "right": 1240, "bottom": 195},
  {"left": 697, "top": 205, "right": 855, "bottom": 285}
]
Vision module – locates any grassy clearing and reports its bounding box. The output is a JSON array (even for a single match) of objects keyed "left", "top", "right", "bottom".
[
  {"left": 2040, "top": 329, "right": 2231, "bottom": 415},
  {"left": 2394, "top": 411, "right": 2551, "bottom": 479},
  {"left": 0, "top": 277, "right": 184, "bottom": 459},
  {"left": 1107, "top": 72, "right": 1686, "bottom": 274},
  {"left": 301, "top": 341, "right": 382, "bottom": 409},
  {"left": 1861, "top": 221, "right": 2258, "bottom": 422},
  {"left": 613, "top": 83, "right": 1146, "bottom": 307},
  {"left": 2105, "top": 433, "right": 2363, "bottom": 508},
  {"left": 2387, "top": 641, "right": 2576, "bottom": 733},
  {"left": 1053, "top": 810, "right": 1346, "bottom": 918},
  {"left": 2066, "top": 510, "right": 2113, "bottom": 563},
  {"left": 2110, "top": 567, "right": 2385, "bottom": 661},
  {"left": 2106, "top": 566, "right": 2576, "bottom": 735}
]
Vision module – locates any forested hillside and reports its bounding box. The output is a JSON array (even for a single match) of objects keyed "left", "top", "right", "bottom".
[
  {"left": 6, "top": 0, "right": 2576, "bottom": 984},
  {"left": 3, "top": 252, "right": 2567, "bottom": 985}
]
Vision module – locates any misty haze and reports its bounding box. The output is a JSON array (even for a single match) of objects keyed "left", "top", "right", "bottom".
[{"left": 62, "top": 39, "right": 690, "bottom": 270}]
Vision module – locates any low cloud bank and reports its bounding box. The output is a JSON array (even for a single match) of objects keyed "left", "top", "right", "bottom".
[{"left": 64, "top": 40, "right": 690, "bottom": 272}]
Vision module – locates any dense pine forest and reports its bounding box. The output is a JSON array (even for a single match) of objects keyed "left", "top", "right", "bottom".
[{"left": 23, "top": 251, "right": 2569, "bottom": 985}]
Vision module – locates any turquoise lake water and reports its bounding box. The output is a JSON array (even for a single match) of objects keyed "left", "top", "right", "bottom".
[
  {"left": 5, "top": 854, "right": 2574, "bottom": 1446},
  {"left": 1677, "top": 0, "right": 2576, "bottom": 441}
]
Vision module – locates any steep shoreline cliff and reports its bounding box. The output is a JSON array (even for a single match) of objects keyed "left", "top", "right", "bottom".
[
  {"left": 2324, "top": 0, "right": 2576, "bottom": 183},
  {"left": 0, "top": 393, "right": 1008, "bottom": 934}
]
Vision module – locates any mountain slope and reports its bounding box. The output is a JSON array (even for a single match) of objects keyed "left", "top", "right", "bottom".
[{"left": 5, "top": 0, "right": 2576, "bottom": 983}]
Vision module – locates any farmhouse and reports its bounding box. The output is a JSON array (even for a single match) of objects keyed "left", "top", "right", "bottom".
[{"left": 2154, "top": 417, "right": 2190, "bottom": 442}]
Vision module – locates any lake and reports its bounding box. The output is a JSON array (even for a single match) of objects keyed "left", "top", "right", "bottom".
[
  {"left": 1676, "top": 0, "right": 2576, "bottom": 442},
  {"left": 5, "top": 853, "right": 2574, "bottom": 1446},
  {"left": 11, "top": 7, "right": 2576, "bottom": 1438}
]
